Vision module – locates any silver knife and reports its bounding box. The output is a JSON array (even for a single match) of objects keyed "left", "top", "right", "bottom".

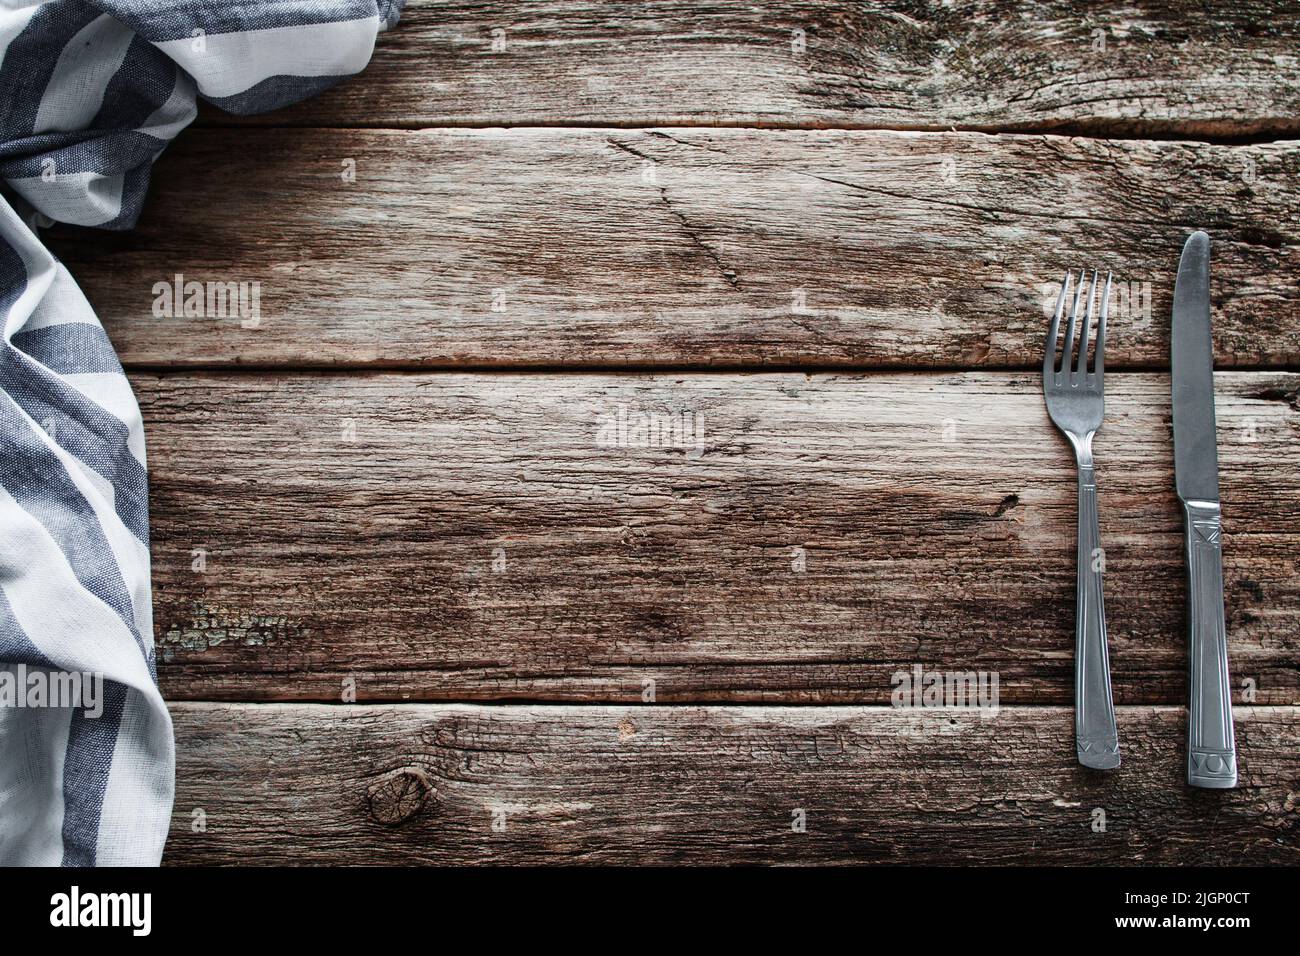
[{"left": 1171, "top": 231, "right": 1237, "bottom": 788}]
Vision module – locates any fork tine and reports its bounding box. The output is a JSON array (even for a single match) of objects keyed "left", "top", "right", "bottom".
[
  {"left": 1076, "top": 269, "right": 1097, "bottom": 379},
  {"left": 1060, "top": 269, "right": 1084, "bottom": 376},
  {"left": 1095, "top": 271, "right": 1111, "bottom": 378},
  {"left": 1046, "top": 271, "right": 1070, "bottom": 378}
]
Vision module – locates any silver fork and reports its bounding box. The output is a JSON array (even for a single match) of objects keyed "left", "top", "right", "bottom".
[{"left": 1044, "top": 270, "right": 1120, "bottom": 770}]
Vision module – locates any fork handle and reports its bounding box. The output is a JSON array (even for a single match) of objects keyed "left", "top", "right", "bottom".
[
  {"left": 1075, "top": 465, "right": 1120, "bottom": 769},
  {"left": 1183, "top": 500, "right": 1237, "bottom": 788}
]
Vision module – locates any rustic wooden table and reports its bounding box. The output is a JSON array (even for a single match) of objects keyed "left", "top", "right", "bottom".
[{"left": 50, "top": 1, "right": 1299, "bottom": 864}]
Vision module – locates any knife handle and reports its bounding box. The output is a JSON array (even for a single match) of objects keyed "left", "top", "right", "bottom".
[
  {"left": 1075, "top": 466, "right": 1120, "bottom": 769},
  {"left": 1183, "top": 499, "right": 1237, "bottom": 788}
]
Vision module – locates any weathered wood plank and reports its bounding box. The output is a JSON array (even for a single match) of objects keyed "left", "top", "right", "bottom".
[
  {"left": 140, "top": 371, "right": 1300, "bottom": 704},
  {"left": 51, "top": 128, "right": 1300, "bottom": 369},
  {"left": 211, "top": 0, "right": 1300, "bottom": 135},
  {"left": 164, "top": 703, "right": 1299, "bottom": 865}
]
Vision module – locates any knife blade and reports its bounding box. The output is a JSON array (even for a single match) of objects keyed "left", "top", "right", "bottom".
[
  {"left": 1171, "top": 230, "right": 1237, "bottom": 788},
  {"left": 1173, "top": 233, "right": 1220, "bottom": 503}
]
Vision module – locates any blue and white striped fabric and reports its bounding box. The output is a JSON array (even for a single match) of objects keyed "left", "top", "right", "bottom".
[{"left": 0, "top": 0, "right": 401, "bottom": 866}]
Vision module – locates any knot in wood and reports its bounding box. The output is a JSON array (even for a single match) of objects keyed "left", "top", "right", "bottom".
[{"left": 366, "top": 766, "right": 433, "bottom": 826}]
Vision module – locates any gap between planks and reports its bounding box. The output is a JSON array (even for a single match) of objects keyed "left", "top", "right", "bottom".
[
  {"left": 161, "top": 698, "right": 1300, "bottom": 710},
  {"left": 122, "top": 361, "right": 1300, "bottom": 375},
  {"left": 191, "top": 117, "right": 1300, "bottom": 148}
]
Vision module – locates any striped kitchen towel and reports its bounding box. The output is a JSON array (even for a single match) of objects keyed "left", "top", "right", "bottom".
[{"left": 0, "top": 0, "right": 402, "bottom": 866}]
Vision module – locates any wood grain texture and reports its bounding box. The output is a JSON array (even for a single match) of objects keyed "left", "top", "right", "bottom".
[
  {"left": 139, "top": 370, "right": 1300, "bottom": 705},
  {"left": 165, "top": 703, "right": 1299, "bottom": 865},
  {"left": 211, "top": 0, "right": 1300, "bottom": 136},
  {"left": 51, "top": 128, "right": 1300, "bottom": 369}
]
